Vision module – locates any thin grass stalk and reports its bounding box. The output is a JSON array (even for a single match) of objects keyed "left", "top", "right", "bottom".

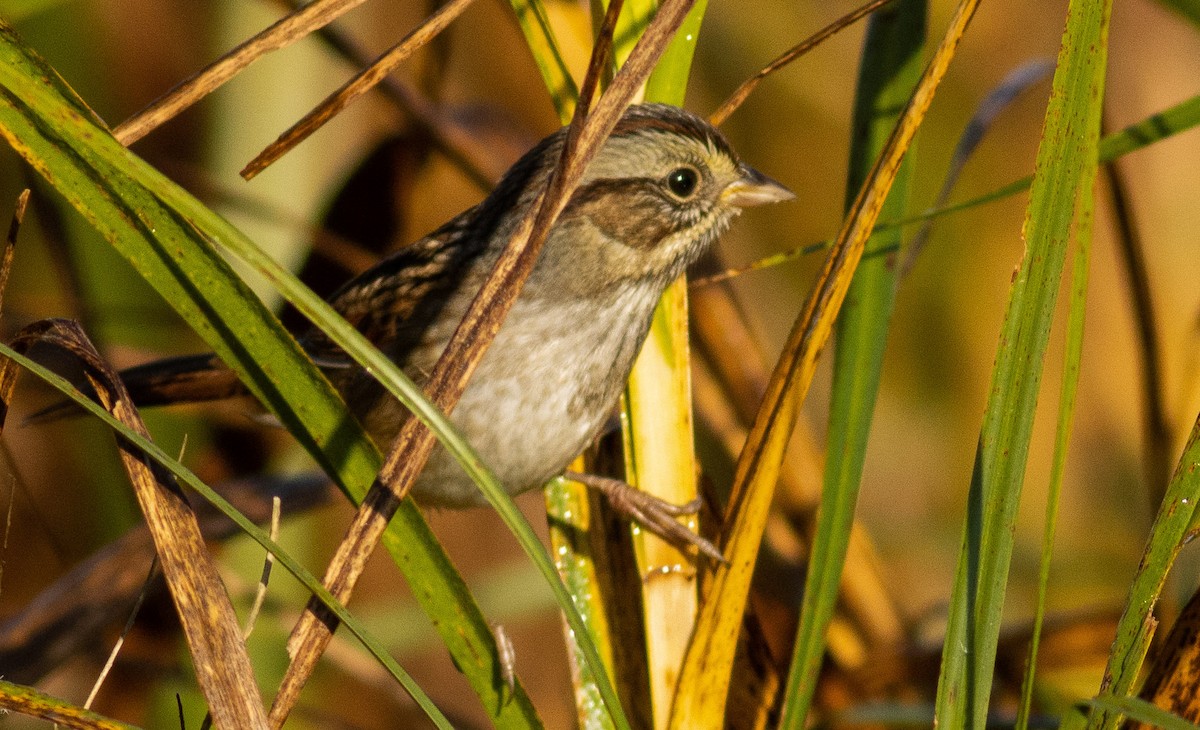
[
  {"left": 933, "top": 0, "right": 1111, "bottom": 724},
  {"left": 114, "top": 0, "right": 371, "bottom": 145},
  {"left": 240, "top": 0, "right": 479, "bottom": 180},
  {"left": 708, "top": 0, "right": 898, "bottom": 127},
  {"left": 269, "top": 0, "right": 500, "bottom": 189},
  {"left": 777, "top": 1, "right": 925, "bottom": 725}
]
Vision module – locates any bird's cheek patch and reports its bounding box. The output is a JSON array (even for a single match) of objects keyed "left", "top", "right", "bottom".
[{"left": 569, "top": 180, "right": 677, "bottom": 251}]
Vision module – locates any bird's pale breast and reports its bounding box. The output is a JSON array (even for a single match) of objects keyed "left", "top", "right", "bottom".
[{"left": 361, "top": 280, "right": 663, "bottom": 507}]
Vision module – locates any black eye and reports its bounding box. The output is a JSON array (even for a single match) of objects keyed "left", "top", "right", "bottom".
[{"left": 666, "top": 167, "right": 699, "bottom": 198}]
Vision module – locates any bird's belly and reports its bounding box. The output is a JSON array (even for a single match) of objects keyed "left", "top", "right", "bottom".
[
  {"left": 374, "top": 293, "right": 654, "bottom": 508},
  {"left": 421, "top": 369, "right": 605, "bottom": 505}
]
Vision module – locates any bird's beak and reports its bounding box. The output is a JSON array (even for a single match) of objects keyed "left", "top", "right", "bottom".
[{"left": 721, "top": 166, "right": 795, "bottom": 207}]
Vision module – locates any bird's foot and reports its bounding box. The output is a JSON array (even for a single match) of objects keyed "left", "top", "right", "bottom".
[{"left": 563, "top": 470, "right": 724, "bottom": 563}]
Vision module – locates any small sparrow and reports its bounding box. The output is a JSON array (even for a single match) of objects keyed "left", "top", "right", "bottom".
[{"left": 90, "top": 103, "right": 793, "bottom": 554}]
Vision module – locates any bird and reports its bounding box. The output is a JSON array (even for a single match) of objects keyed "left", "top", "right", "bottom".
[{"left": 59, "top": 103, "right": 793, "bottom": 556}]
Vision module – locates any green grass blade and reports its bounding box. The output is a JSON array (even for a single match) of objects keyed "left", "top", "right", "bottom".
[
  {"left": 0, "top": 677, "right": 142, "bottom": 730},
  {"left": 1084, "top": 696, "right": 1200, "bottom": 730},
  {"left": 1097, "top": 93, "right": 1200, "bottom": 159},
  {"left": 933, "top": 0, "right": 1111, "bottom": 725},
  {"left": 1086, "top": 420, "right": 1200, "bottom": 728},
  {"left": 777, "top": 2, "right": 925, "bottom": 726},
  {"left": 643, "top": 0, "right": 707, "bottom": 102},
  {"left": 0, "top": 22, "right": 544, "bottom": 725},
  {"left": 1154, "top": 0, "right": 1200, "bottom": 27},
  {"left": 544, "top": 475, "right": 622, "bottom": 730},
  {"left": 611, "top": 0, "right": 658, "bottom": 74},
  {"left": 1015, "top": 140, "right": 1095, "bottom": 730},
  {"left": 506, "top": 0, "right": 580, "bottom": 118}
]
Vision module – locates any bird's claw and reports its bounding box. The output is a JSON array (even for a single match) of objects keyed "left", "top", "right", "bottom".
[{"left": 563, "top": 471, "right": 724, "bottom": 563}]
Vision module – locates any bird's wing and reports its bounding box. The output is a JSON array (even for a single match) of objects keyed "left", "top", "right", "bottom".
[{"left": 301, "top": 207, "right": 486, "bottom": 377}]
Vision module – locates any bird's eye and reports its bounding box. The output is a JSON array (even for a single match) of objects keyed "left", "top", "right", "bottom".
[{"left": 665, "top": 167, "right": 700, "bottom": 198}]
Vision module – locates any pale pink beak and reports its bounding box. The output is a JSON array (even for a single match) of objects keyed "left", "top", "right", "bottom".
[{"left": 721, "top": 166, "right": 795, "bottom": 207}]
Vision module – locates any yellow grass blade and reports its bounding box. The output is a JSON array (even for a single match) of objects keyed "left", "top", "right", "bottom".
[{"left": 670, "top": 1, "right": 982, "bottom": 725}]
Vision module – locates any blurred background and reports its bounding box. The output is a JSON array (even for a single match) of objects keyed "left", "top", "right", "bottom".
[{"left": 0, "top": 0, "right": 1197, "bottom": 727}]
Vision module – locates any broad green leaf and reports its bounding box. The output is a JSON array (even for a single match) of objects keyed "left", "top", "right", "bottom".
[
  {"left": 0, "top": 22, "right": 542, "bottom": 726},
  {"left": 0, "top": 343, "right": 453, "bottom": 729}
]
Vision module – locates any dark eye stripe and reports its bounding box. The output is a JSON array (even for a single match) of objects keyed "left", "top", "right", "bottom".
[
  {"left": 569, "top": 178, "right": 687, "bottom": 250},
  {"left": 572, "top": 176, "right": 707, "bottom": 209}
]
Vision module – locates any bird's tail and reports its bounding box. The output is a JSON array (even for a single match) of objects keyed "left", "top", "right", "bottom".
[{"left": 26, "top": 353, "right": 247, "bottom": 424}]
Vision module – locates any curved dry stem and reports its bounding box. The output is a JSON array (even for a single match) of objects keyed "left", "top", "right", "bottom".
[
  {"left": 242, "top": 0, "right": 479, "bottom": 180},
  {"left": 0, "top": 320, "right": 267, "bottom": 729},
  {"left": 114, "top": 0, "right": 371, "bottom": 145},
  {"left": 708, "top": 0, "right": 896, "bottom": 126}
]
